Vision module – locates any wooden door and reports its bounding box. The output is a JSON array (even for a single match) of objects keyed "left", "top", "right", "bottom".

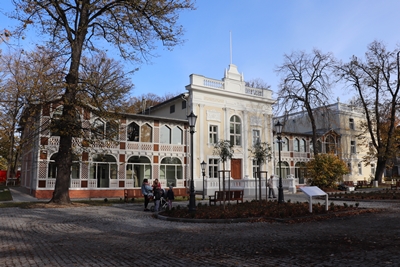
[{"left": 231, "top": 159, "right": 242, "bottom": 179}]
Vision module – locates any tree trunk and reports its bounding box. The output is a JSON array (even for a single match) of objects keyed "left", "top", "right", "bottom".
[
  {"left": 375, "top": 157, "right": 386, "bottom": 184},
  {"left": 50, "top": 125, "right": 73, "bottom": 204}
]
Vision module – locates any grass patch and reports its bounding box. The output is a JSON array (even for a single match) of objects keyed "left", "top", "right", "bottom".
[{"left": 0, "top": 186, "right": 13, "bottom": 201}]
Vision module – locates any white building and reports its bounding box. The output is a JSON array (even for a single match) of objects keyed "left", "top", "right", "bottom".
[
  {"left": 146, "top": 64, "right": 278, "bottom": 196},
  {"left": 273, "top": 101, "right": 376, "bottom": 184}
]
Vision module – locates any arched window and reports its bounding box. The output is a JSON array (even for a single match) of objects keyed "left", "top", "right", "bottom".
[
  {"left": 92, "top": 119, "right": 119, "bottom": 140},
  {"left": 282, "top": 137, "right": 289, "bottom": 151},
  {"left": 127, "top": 122, "right": 140, "bottom": 141},
  {"left": 48, "top": 153, "right": 80, "bottom": 179},
  {"left": 172, "top": 126, "right": 183, "bottom": 144},
  {"left": 160, "top": 125, "right": 171, "bottom": 144},
  {"left": 126, "top": 156, "right": 151, "bottom": 187},
  {"left": 230, "top": 115, "right": 241, "bottom": 146},
  {"left": 106, "top": 121, "right": 119, "bottom": 140},
  {"left": 275, "top": 161, "right": 290, "bottom": 179},
  {"left": 141, "top": 123, "right": 152, "bottom": 142},
  {"left": 294, "top": 138, "right": 300, "bottom": 152},
  {"left": 90, "top": 154, "right": 117, "bottom": 188},
  {"left": 92, "top": 119, "right": 105, "bottom": 139},
  {"left": 127, "top": 122, "right": 152, "bottom": 142},
  {"left": 325, "top": 135, "right": 336, "bottom": 154},
  {"left": 160, "top": 157, "right": 182, "bottom": 187},
  {"left": 300, "top": 139, "right": 306, "bottom": 152}
]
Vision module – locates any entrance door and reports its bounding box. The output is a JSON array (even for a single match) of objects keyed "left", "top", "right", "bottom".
[
  {"left": 97, "top": 164, "right": 109, "bottom": 188},
  {"left": 231, "top": 159, "right": 242, "bottom": 179}
]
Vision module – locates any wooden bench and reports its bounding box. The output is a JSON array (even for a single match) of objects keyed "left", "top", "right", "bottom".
[
  {"left": 356, "top": 180, "right": 373, "bottom": 189},
  {"left": 391, "top": 181, "right": 400, "bottom": 190},
  {"left": 124, "top": 189, "right": 143, "bottom": 202},
  {"left": 209, "top": 190, "right": 244, "bottom": 206}
]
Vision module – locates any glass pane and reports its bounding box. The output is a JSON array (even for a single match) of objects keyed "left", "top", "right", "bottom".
[
  {"left": 126, "top": 165, "right": 133, "bottom": 179},
  {"left": 140, "top": 124, "right": 152, "bottom": 142},
  {"left": 166, "top": 165, "right": 175, "bottom": 186},
  {"left": 48, "top": 162, "right": 57, "bottom": 178},
  {"left": 236, "top": 135, "right": 241, "bottom": 146},
  {"left": 110, "top": 164, "right": 117, "bottom": 179},
  {"left": 90, "top": 164, "right": 96, "bottom": 179},
  {"left": 93, "top": 119, "right": 104, "bottom": 139},
  {"left": 176, "top": 166, "right": 182, "bottom": 179},
  {"left": 172, "top": 127, "right": 183, "bottom": 144},
  {"left": 159, "top": 166, "right": 166, "bottom": 179},
  {"left": 144, "top": 165, "right": 152, "bottom": 180},
  {"left": 235, "top": 124, "right": 241, "bottom": 134},
  {"left": 127, "top": 122, "right": 139, "bottom": 142},
  {"left": 71, "top": 163, "right": 80, "bottom": 179},
  {"left": 160, "top": 125, "right": 171, "bottom": 144},
  {"left": 106, "top": 121, "right": 119, "bottom": 140}
]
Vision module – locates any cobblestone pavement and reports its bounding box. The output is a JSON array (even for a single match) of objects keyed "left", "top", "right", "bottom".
[{"left": 1, "top": 197, "right": 400, "bottom": 267}]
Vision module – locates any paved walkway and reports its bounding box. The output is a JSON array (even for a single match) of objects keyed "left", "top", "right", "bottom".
[{"left": 1, "top": 187, "right": 400, "bottom": 266}]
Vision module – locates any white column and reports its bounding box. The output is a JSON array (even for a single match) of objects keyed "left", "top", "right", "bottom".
[{"left": 243, "top": 110, "right": 248, "bottom": 178}]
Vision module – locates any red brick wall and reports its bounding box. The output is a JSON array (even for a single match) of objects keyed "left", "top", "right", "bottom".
[{"left": 32, "top": 188, "right": 189, "bottom": 199}]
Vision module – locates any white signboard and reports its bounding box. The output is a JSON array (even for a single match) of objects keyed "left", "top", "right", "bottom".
[{"left": 300, "top": 186, "right": 328, "bottom": 213}]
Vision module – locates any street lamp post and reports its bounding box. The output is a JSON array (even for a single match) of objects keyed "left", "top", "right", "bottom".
[
  {"left": 275, "top": 120, "right": 284, "bottom": 204},
  {"left": 187, "top": 111, "right": 197, "bottom": 212},
  {"left": 200, "top": 160, "right": 206, "bottom": 200}
]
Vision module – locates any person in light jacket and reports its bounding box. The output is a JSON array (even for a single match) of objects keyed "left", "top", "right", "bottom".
[
  {"left": 268, "top": 175, "right": 276, "bottom": 198},
  {"left": 141, "top": 179, "right": 153, "bottom": 211}
]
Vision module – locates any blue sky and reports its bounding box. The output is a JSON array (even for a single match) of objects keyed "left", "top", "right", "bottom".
[{"left": 2, "top": 1, "right": 400, "bottom": 103}]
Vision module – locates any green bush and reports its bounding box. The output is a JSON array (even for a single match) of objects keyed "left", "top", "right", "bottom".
[{"left": 306, "top": 153, "right": 349, "bottom": 188}]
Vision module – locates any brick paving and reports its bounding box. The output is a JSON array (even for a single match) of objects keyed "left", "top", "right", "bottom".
[{"left": 1, "top": 189, "right": 400, "bottom": 266}]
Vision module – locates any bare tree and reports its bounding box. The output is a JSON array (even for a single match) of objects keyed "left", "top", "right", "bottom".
[
  {"left": 123, "top": 92, "right": 176, "bottom": 114},
  {"left": 0, "top": 47, "right": 65, "bottom": 180},
  {"left": 245, "top": 78, "right": 271, "bottom": 90},
  {"left": 10, "top": 0, "right": 195, "bottom": 204},
  {"left": 275, "top": 49, "right": 336, "bottom": 156},
  {"left": 336, "top": 41, "right": 400, "bottom": 183}
]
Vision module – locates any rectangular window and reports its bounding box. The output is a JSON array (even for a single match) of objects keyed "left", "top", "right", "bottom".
[
  {"left": 208, "top": 158, "right": 219, "bottom": 178},
  {"left": 71, "top": 163, "right": 80, "bottom": 179},
  {"left": 252, "top": 159, "right": 259, "bottom": 179},
  {"left": 358, "top": 162, "right": 362, "bottom": 175},
  {"left": 347, "top": 163, "right": 352, "bottom": 174},
  {"left": 252, "top": 130, "right": 260, "bottom": 145},
  {"left": 371, "top": 164, "right": 376, "bottom": 176},
  {"left": 351, "top": 141, "right": 356, "bottom": 154},
  {"left": 209, "top": 125, "right": 218, "bottom": 144},
  {"left": 349, "top": 118, "right": 355, "bottom": 130},
  {"left": 170, "top": 105, "right": 175, "bottom": 113},
  {"left": 182, "top": 100, "right": 186, "bottom": 109}
]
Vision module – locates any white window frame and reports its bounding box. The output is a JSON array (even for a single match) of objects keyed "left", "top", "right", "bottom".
[{"left": 209, "top": 125, "right": 218, "bottom": 145}]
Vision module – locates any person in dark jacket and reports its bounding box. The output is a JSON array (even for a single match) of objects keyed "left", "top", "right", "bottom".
[
  {"left": 166, "top": 185, "right": 175, "bottom": 209},
  {"left": 152, "top": 179, "right": 162, "bottom": 211}
]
